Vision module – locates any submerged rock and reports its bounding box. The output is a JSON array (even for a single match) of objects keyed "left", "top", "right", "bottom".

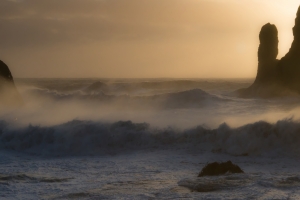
[
  {"left": 0, "top": 60, "right": 22, "bottom": 106},
  {"left": 198, "top": 161, "right": 244, "bottom": 177}
]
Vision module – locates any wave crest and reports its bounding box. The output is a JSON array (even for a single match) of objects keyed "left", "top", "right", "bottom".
[
  {"left": 24, "top": 88, "right": 227, "bottom": 109},
  {"left": 1, "top": 119, "right": 300, "bottom": 156}
]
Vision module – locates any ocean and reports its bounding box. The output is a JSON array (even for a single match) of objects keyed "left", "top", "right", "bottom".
[{"left": 1, "top": 78, "right": 300, "bottom": 199}]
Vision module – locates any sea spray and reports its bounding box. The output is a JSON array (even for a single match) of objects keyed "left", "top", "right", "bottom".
[{"left": 1, "top": 119, "right": 300, "bottom": 157}]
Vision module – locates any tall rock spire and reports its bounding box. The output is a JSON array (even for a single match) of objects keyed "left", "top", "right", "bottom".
[
  {"left": 237, "top": 5, "right": 300, "bottom": 98},
  {"left": 237, "top": 23, "right": 281, "bottom": 98},
  {"left": 254, "top": 23, "right": 278, "bottom": 84}
]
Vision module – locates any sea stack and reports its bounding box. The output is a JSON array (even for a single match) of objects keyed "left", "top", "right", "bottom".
[
  {"left": 255, "top": 23, "right": 279, "bottom": 84},
  {"left": 0, "top": 60, "right": 22, "bottom": 106},
  {"left": 278, "top": 6, "right": 300, "bottom": 92},
  {"left": 237, "top": 5, "right": 300, "bottom": 98},
  {"left": 237, "top": 24, "right": 283, "bottom": 97}
]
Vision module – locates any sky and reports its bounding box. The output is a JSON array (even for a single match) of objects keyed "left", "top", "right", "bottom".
[{"left": 0, "top": 0, "right": 300, "bottom": 78}]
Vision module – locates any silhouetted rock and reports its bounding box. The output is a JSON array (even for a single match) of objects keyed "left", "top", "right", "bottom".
[
  {"left": 198, "top": 161, "right": 244, "bottom": 177},
  {"left": 237, "top": 24, "right": 283, "bottom": 98},
  {"left": 0, "top": 60, "right": 14, "bottom": 81},
  {"left": 237, "top": 5, "right": 300, "bottom": 98},
  {"left": 278, "top": 6, "right": 300, "bottom": 92},
  {"left": 0, "top": 60, "right": 22, "bottom": 106},
  {"left": 255, "top": 23, "right": 279, "bottom": 84}
]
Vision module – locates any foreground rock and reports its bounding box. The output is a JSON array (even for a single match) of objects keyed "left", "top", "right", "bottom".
[
  {"left": 0, "top": 60, "right": 22, "bottom": 106},
  {"left": 237, "top": 6, "right": 300, "bottom": 97},
  {"left": 198, "top": 161, "right": 244, "bottom": 177}
]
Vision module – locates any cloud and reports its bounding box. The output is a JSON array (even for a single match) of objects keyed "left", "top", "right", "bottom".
[{"left": 0, "top": 0, "right": 266, "bottom": 49}]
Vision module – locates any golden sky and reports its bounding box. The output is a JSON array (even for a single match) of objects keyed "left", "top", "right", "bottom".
[{"left": 0, "top": 0, "right": 299, "bottom": 78}]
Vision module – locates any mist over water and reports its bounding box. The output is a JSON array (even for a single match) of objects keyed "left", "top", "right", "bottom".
[
  {"left": 2, "top": 78, "right": 299, "bottom": 128},
  {"left": 2, "top": 0, "right": 300, "bottom": 198},
  {"left": 2, "top": 78, "right": 300, "bottom": 199},
  {"left": 2, "top": 78, "right": 300, "bottom": 155}
]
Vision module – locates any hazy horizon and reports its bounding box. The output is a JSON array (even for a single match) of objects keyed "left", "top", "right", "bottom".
[
  {"left": 13, "top": 76, "right": 256, "bottom": 79},
  {"left": 1, "top": 0, "right": 299, "bottom": 78}
]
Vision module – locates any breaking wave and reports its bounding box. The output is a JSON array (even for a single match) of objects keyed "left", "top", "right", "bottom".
[
  {"left": 24, "top": 87, "right": 228, "bottom": 108},
  {"left": 0, "top": 119, "right": 300, "bottom": 156}
]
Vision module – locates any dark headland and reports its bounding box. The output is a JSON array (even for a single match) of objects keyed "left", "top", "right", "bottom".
[
  {"left": 0, "top": 60, "right": 22, "bottom": 106},
  {"left": 237, "top": 6, "right": 300, "bottom": 98}
]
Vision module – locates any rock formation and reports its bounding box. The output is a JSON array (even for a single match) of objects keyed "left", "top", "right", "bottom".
[
  {"left": 278, "top": 6, "right": 300, "bottom": 92},
  {"left": 237, "top": 6, "right": 300, "bottom": 98},
  {"left": 0, "top": 60, "right": 22, "bottom": 106},
  {"left": 255, "top": 23, "right": 279, "bottom": 84},
  {"left": 198, "top": 161, "right": 244, "bottom": 177}
]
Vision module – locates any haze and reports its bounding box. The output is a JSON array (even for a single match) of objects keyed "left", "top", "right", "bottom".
[{"left": 0, "top": 0, "right": 299, "bottom": 78}]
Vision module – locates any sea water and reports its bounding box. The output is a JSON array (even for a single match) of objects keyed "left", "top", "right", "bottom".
[{"left": 1, "top": 78, "right": 300, "bottom": 199}]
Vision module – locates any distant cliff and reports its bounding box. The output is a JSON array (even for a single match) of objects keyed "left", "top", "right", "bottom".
[
  {"left": 0, "top": 60, "right": 22, "bottom": 106},
  {"left": 238, "top": 6, "right": 300, "bottom": 98}
]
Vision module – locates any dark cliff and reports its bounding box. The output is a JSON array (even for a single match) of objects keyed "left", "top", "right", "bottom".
[
  {"left": 237, "top": 6, "right": 300, "bottom": 98},
  {"left": 278, "top": 6, "right": 300, "bottom": 92},
  {"left": 0, "top": 60, "right": 22, "bottom": 106}
]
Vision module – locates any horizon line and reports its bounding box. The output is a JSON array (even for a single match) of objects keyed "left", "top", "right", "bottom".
[{"left": 13, "top": 77, "right": 255, "bottom": 80}]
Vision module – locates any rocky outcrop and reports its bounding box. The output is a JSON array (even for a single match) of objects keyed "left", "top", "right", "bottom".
[
  {"left": 198, "top": 161, "right": 244, "bottom": 177},
  {"left": 278, "top": 6, "right": 300, "bottom": 92},
  {"left": 237, "top": 6, "right": 300, "bottom": 98},
  {"left": 0, "top": 60, "right": 22, "bottom": 106}
]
